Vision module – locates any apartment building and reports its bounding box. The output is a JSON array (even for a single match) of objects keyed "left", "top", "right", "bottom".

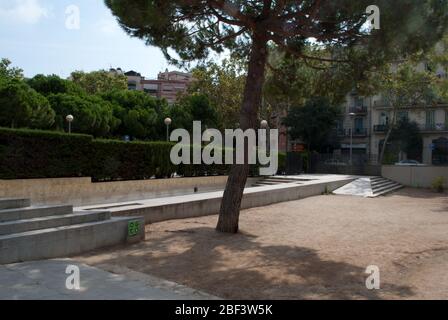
[
  {"left": 120, "top": 69, "right": 193, "bottom": 104},
  {"left": 336, "top": 92, "right": 373, "bottom": 163},
  {"left": 370, "top": 97, "right": 448, "bottom": 165},
  {"left": 335, "top": 91, "right": 448, "bottom": 166}
]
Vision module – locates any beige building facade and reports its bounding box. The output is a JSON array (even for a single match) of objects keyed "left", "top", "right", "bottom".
[{"left": 121, "top": 69, "right": 193, "bottom": 104}]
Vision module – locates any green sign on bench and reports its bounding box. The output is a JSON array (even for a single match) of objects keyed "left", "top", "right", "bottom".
[{"left": 128, "top": 220, "right": 140, "bottom": 237}]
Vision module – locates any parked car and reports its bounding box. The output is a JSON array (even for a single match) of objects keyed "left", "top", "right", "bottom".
[
  {"left": 395, "top": 160, "right": 425, "bottom": 166},
  {"left": 324, "top": 159, "right": 348, "bottom": 166}
]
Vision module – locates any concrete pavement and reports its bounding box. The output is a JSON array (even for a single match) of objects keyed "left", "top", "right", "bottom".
[{"left": 0, "top": 259, "right": 218, "bottom": 300}]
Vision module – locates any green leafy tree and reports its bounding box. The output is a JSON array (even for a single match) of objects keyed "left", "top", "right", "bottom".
[
  {"left": 177, "top": 93, "right": 219, "bottom": 129},
  {"left": 70, "top": 70, "right": 128, "bottom": 94},
  {"left": 284, "top": 97, "right": 341, "bottom": 152},
  {"left": 387, "top": 119, "right": 423, "bottom": 162},
  {"left": 377, "top": 60, "right": 438, "bottom": 164},
  {"left": 48, "top": 93, "right": 119, "bottom": 137},
  {"left": 264, "top": 44, "right": 384, "bottom": 111},
  {"left": 101, "top": 90, "right": 161, "bottom": 139},
  {"left": 0, "top": 58, "right": 23, "bottom": 80},
  {"left": 106, "top": 0, "right": 448, "bottom": 233},
  {"left": 27, "top": 74, "right": 84, "bottom": 96},
  {"left": 0, "top": 79, "right": 54, "bottom": 129},
  {"left": 428, "top": 35, "right": 448, "bottom": 102},
  {"left": 190, "top": 58, "right": 246, "bottom": 129}
]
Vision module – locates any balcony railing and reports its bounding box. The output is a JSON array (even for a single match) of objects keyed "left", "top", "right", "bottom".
[
  {"left": 349, "top": 106, "right": 368, "bottom": 114},
  {"left": 374, "top": 124, "right": 448, "bottom": 133},
  {"left": 337, "top": 128, "right": 368, "bottom": 137},
  {"left": 373, "top": 125, "right": 389, "bottom": 133},
  {"left": 420, "top": 124, "right": 448, "bottom": 132}
]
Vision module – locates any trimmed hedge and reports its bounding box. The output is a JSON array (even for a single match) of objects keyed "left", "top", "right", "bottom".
[
  {"left": 90, "top": 139, "right": 176, "bottom": 181},
  {"left": 0, "top": 127, "right": 92, "bottom": 179},
  {"left": 0, "top": 128, "right": 265, "bottom": 181}
]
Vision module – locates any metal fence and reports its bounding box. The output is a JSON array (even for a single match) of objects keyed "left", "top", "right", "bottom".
[{"left": 310, "top": 153, "right": 381, "bottom": 176}]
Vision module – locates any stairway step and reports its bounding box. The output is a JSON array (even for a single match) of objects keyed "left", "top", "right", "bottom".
[
  {"left": 371, "top": 180, "right": 399, "bottom": 189},
  {"left": 255, "top": 181, "right": 279, "bottom": 185},
  {"left": 0, "top": 205, "right": 73, "bottom": 223},
  {"left": 371, "top": 184, "right": 403, "bottom": 197},
  {"left": 264, "top": 178, "right": 300, "bottom": 182},
  {"left": 371, "top": 180, "right": 396, "bottom": 188},
  {"left": 0, "top": 211, "right": 110, "bottom": 236},
  {"left": 0, "top": 199, "right": 31, "bottom": 210},
  {"left": 372, "top": 183, "right": 402, "bottom": 194},
  {"left": 0, "top": 216, "right": 145, "bottom": 265}
]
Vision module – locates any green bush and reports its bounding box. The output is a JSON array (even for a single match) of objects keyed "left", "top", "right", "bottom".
[
  {"left": 0, "top": 127, "right": 269, "bottom": 181},
  {"left": 0, "top": 127, "right": 92, "bottom": 179},
  {"left": 432, "top": 177, "right": 445, "bottom": 193},
  {"left": 90, "top": 139, "right": 175, "bottom": 181}
]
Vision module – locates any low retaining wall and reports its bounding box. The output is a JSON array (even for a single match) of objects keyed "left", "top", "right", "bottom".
[
  {"left": 0, "top": 176, "right": 261, "bottom": 206},
  {"left": 93, "top": 177, "right": 354, "bottom": 224},
  {"left": 382, "top": 165, "right": 448, "bottom": 188}
]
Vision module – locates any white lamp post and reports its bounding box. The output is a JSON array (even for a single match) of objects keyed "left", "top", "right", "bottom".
[
  {"left": 349, "top": 112, "right": 356, "bottom": 165},
  {"left": 164, "top": 118, "right": 172, "bottom": 142},
  {"left": 66, "top": 115, "right": 74, "bottom": 134}
]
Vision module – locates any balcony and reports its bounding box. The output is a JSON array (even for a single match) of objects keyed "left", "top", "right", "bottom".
[
  {"left": 420, "top": 124, "right": 448, "bottom": 133},
  {"left": 338, "top": 128, "right": 368, "bottom": 137},
  {"left": 349, "top": 106, "right": 368, "bottom": 115},
  {"left": 373, "top": 125, "right": 389, "bottom": 133}
]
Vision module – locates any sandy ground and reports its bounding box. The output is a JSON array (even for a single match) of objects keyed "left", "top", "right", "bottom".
[{"left": 76, "top": 188, "right": 448, "bottom": 300}]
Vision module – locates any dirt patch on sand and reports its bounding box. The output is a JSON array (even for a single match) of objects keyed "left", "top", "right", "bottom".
[{"left": 76, "top": 188, "right": 448, "bottom": 299}]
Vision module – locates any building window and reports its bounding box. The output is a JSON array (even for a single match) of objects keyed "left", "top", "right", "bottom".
[
  {"left": 432, "top": 137, "right": 448, "bottom": 165},
  {"left": 397, "top": 111, "right": 409, "bottom": 122},
  {"left": 128, "top": 82, "right": 137, "bottom": 90},
  {"left": 380, "top": 112, "right": 389, "bottom": 125},
  {"left": 354, "top": 96, "right": 364, "bottom": 107}
]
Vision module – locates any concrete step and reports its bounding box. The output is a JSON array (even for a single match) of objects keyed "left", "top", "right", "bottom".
[
  {"left": 371, "top": 184, "right": 404, "bottom": 197},
  {"left": 255, "top": 181, "right": 279, "bottom": 186},
  {"left": 0, "top": 205, "right": 73, "bottom": 223},
  {"left": 0, "top": 216, "right": 145, "bottom": 265},
  {"left": 263, "top": 178, "right": 300, "bottom": 184},
  {"left": 372, "top": 183, "right": 402, "bottom": 195},
  {"left": 371, "top": 180, "right": 400, "bottom": 191},
  {"left": 0, "top": 211, "right": 110, "bottom": 236},
  {"left": 371, "top": 180, "right": 397, "bottom": 189},
  {"left": 0, "top": 199, "right": 31, "bottom": 210}
]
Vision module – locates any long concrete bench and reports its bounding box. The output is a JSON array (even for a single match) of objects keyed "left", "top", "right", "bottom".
[
  {"left": 79, "top": 175, "right": 355, "bottom": 224},
  {"left": 0, "top": 199, "right": 145, "bottom": 265}
]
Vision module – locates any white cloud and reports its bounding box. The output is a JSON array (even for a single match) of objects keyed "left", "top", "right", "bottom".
[{"left": 0, "top": 0, "right": 49, "bottom": 24}]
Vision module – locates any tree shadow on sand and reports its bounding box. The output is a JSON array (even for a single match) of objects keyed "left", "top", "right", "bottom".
[{"left": 82, "top": 227, "right": 414, "bottom": 300}]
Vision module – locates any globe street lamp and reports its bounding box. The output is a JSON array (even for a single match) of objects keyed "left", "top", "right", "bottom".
[
  {"left": 164, "top": 118, "right": 172, "bottom": 142},
  {"left": 66, "top": 115, "right": 74, "bottom": 134},
  {"left": 349, "top": 112, "right": 356, "bottom": 165},
  {"left": 260, "top": 120, "right": 268, "bottom": 129}
]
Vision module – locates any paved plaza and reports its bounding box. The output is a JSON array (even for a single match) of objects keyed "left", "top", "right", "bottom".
[{"left": 0, "top": 259, "right": 217, "bottom": 300}]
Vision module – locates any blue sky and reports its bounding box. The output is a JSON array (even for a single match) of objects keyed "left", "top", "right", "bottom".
[{"left": 0, "top": 0, "right": 174, "bottom": 79}]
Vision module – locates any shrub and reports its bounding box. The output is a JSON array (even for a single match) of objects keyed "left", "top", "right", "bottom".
[
  {"left": 0, "top": 127, "right": 268, "bottom": 181},
  {"left": 432, "top": 177, "right": 445, "bottom": 193},
  {"left": 90, "top": 139, "right": 175, "bottom": 181},
  {"left": 0, "top": 127, "right": 92, "bottom": 179}
]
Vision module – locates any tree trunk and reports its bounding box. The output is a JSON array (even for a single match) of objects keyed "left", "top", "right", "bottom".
[
  {"left": 378, "top": 108, "right": 397, "bottom": 165},
  {"left": 216, "top": 34, "right": 268, "bottom": 234}
]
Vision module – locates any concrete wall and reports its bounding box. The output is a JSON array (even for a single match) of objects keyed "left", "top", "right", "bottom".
[
  {"left": 0, "top": 176, "right": 260, "bottom": 207},
  {"left": 382, "top": 165, "right": 448, "bottom": 188},
  {"left": 106, "top": 178, "right": 354, "bottom": 224}
]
